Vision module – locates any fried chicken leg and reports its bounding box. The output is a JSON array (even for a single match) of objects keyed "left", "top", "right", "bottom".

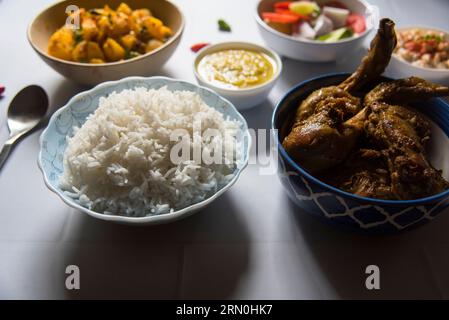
[
  {"left": 365, "top": 102, "right": 449, "bottom": 199},
  {"left": 365, "top": 76, "right": 449, "bottom": 105},
  {"left": 339, "top": 19, "right": 397, "bottom": 92},
  {"left": 320, "top": 149, "right": 395, "bottom": 199},
  {"left": 283, "top": 19, "right": 397, "bottom": 173},
  {"left": 323, "top": 80, "right": 449, "bottom": 200}
]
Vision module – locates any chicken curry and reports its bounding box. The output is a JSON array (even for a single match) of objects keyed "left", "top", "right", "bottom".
[{"left": 282, "top": 18, "right": 449, "bottom": 200}]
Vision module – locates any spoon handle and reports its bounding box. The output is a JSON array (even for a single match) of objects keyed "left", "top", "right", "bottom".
[{"left": 0, "top": 138, "right": 15, "bottom": 171}]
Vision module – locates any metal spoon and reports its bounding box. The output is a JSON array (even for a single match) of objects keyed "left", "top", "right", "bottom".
[{"left": 0, "top": 85, "right": 48, "bottom": 171}]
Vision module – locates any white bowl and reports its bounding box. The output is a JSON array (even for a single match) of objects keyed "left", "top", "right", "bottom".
[
  {"left": 28, "top": 0, "right": 185, "bottom": 86},
  {"left": 388, "top": 26, "right": 449, "bottom": 86},
  {"left": 255, "top": 0, "right": 379, "bottom": 62},
  {"left": 193, "top": 41, "right": 282, "bottom": 110},
  {"left": 38, "top": 76, "right": 251, "bottom": 225}
]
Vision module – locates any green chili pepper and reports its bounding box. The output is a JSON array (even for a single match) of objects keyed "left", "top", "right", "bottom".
[
  {"left": 125, "top": 51, "right": 139, "bottom": 60},
  {"left": 218, "top": 19, "right": 231, "bottom": 32},
  {"left": 73, "top": 29, "right": 84, "bottom": 44}
]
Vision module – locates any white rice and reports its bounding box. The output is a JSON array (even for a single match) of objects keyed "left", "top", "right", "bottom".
[{"left": 59, "top": 86, "right": 242, "bottom": 217}]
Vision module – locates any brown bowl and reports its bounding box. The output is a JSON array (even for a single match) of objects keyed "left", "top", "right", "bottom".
[{"left": 27, "top": 0, "right": 184, "bottom": 86}]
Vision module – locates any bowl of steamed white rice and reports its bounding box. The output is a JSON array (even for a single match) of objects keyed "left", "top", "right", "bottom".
[{"left": 38, "top": 76, "right": 251, "bottom": 225}]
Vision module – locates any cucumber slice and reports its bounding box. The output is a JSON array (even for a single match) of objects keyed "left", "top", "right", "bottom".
[
  {"left": 289, "top": 1, "right": 321, "bottom": 16},
  {"left": 317, "top": 27, "right": 353, "bottom": 42}
]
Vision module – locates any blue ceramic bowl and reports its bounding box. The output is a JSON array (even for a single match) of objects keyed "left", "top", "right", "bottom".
[
  {"left": 273, "top": 73, "right": 449, "bottom": 234},
  {"left": 38, "top": 76, "right": 251, "bottom": 225}
]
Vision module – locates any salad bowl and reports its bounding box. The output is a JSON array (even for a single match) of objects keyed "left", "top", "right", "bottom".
[{"left": 255, "top": 0, "right": 379, "bottom": 62}]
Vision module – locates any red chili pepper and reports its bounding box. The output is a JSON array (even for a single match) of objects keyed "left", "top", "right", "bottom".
[
  {"left": 274, "top": 1, "right": 292, "bottom": 10},
  {"left": 0, "top": 85, "right": 5, "bottom": 96},
  {"left": 190, "top": 43, "right": 211, "bottom": 53}
]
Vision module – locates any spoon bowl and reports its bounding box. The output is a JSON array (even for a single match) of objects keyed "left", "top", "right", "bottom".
[
  {"left": 7, "top": 85, "right": 48, "bottom": 136},
  {"left": 0, "top": 85, "right": 48, "bottom": 171}
]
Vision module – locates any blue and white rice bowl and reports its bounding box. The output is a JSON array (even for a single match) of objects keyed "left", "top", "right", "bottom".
[{"left": 38, "top": 76, "right": 251, "bottom": 225}]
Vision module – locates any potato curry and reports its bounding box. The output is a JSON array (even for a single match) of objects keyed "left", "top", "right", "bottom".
[{"left": 48, "top": 2, "right": 173, "bottom": 63}]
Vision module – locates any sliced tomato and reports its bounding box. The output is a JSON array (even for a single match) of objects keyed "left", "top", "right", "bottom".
[
  {"left": 274, "top": 1, "right": 293, "bottom": 10},
  {"left": 346, "top": 14, "right": 366, "bottom": 33},
  {"left": 404, "top": 41, "right": 421, "bottom": 52},
  {"left": 262, "top": 12, "right": 300, "bottom": 23}
]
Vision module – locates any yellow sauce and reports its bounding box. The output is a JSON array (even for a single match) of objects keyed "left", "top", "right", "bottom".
[{"left": 197, "top": 49, "right": 275, "bottom": 89}]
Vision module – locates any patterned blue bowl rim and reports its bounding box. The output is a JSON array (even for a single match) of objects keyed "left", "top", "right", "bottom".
[
  {"left": 272, "top": 72, "right": 449, "bottom": 206},
  {"left": 38, "top": 76, "right": 252, "bottom": 224}
]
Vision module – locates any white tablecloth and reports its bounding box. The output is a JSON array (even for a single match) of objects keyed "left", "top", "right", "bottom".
[{"left": 1, "top": 0, "right": 449, "bottom": 299}]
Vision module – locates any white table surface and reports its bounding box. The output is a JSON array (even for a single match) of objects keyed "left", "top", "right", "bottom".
[{"left": 1, "top": 0, "right": 449, "bottom": 300}]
